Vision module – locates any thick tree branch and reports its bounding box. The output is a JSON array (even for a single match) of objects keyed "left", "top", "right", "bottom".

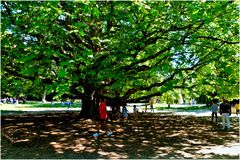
[
  {"left": 2, "top": 1, "right": 14, "bottom": 23},
  {"left": 197, "top": 36, "right": 238, "bottom": 44},
  {"left": 122, "top": 72, "right": 177, "bottom": 100},
  {"left": 127, "top": 92, "right": 163, "bottom": 103},
  {"left": 4, "top": 67, "right": 35, "bottom": 81}
]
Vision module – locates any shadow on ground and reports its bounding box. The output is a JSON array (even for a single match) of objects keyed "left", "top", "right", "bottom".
[{"left": 1, "top": 112, "right": 239, "bottom": 159}]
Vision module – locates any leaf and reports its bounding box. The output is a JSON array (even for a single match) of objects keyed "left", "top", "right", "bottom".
[
  {"left": 69, "top": 30, "right": 79, "bottom": 34},
  {"left": 93, "top": 7, "right": 99, "bottom": 18},
  {"left": 57, "top": 69, "right": 66, "bottom": 78},
  {"left": 79, "top": 30, "right": 86, "bottom": 36}
]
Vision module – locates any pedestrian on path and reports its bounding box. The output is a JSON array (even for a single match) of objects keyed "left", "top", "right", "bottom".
[
  {"left": 93, "top": 98, "right": 112, "bottom": 137},
  {"left": 220, "top": 98, "right": 231, "bottom": 130},
  {"left": 210, "top": 99, "right": 219, "bottom": 124}
]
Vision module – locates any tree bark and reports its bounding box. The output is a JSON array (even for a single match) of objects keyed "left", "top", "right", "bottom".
[
  {"left": 42, "top": 90, "right": 47, "bottom": 103},
  {"left": 167, "top": 96, "right": 171, "bottom": 108},
  {"left": 110, "top": 93, "right": 122, "bottom": 120},
  {"left": 206, "top": 96, "right": 210, "bottom": 107},
  {"left": 79, "top": 86, "right": 99, "bottom": 119},
  {"left": 178, "top": 90, "right": 183, "bottom": 104},
  {"left": 79, "top": 98, "right": 95, "bottom": 118}
]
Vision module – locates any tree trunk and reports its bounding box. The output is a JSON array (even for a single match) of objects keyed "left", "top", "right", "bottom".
[
  {"left": 167, "top": 96, "right": 170, "bottom": 108},
  {"left": 206, "top": 96, "right": 209, "bottom": 107},
  {"left": 111, "top": 93, "right": 122, "bottom": 120},
  {"left": 111, "top": 103, "right": 120, "bottom": 120},
  {"left": 42, "top": 90, "right": 47, "bottom": 103},
  {"left": 79, "top": 98, "right": 95, "bottom": 118},
  {"left": 79, "top": 87, "right": 99, "bottom": 119},
  {"left": 178, "top": 90, "right": 183, "bottom": 104}
]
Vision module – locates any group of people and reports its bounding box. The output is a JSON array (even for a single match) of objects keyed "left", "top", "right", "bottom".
[
  {"left": 0, "top": 97, "right": 26, "bottom": 104},
  {"left": 183, "top": 99, "right": 196, "bottom": 105},
  {"left": 210, "top": 98, "right": 239, "bottom": 130},
  {"left": 93, "top": 97, "right": 238, "bottom": 137},
  {"left": 92, "top": 100, "right": 140, "bottom": 137},
  {"left": 60, "top": 101, "right": 73, "bottom": 108}
]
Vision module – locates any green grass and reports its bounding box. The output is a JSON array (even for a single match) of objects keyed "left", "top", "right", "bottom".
[
  {"left": 1, "top": 102, "right": 82, "bottom": 109},
  {"left": 155, "top": 106, "right": 208, "bottom": 111},
  {"left": 26, "top": 103, "right": 82, "bottom": 108}
]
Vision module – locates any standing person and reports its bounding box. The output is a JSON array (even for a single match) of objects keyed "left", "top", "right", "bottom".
[
  {"left": 93, "top": 98, "right": 113, "bottom": 137},
  {"left": 210, "top": 99, "right": 219, "bottom": 124},
  {"left": 234, "top": 99, "right": 240, "bottom": 117},
  {"left": 145, "top": 102, "right": 148, "bottom": 113},
  {"left": 150, "top": 99, "right": 154, "bottom": 113},
  {"left": 220, "top": 98, "right": 231, "bottom": 130},
  {"left": 133, "top": 105, "right": 138, "bottom": 119},
  {"left": 122, "top": 104, "right": 128, "bottom": 121}
]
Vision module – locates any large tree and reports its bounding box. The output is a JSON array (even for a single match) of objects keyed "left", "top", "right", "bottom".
[{"left": 1, "top": 1, "right": 238, "bottom": 118}]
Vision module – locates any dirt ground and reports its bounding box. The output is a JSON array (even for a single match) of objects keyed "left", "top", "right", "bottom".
[{"left": 1, "top": 111, "right": 239, "bottom": 159}]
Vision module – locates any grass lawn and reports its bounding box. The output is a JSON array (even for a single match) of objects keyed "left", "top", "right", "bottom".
[
  {"left": 1, "top": 111, "right": 239, "bottom": 159},
  {"left": 155, "top": 105, "right": 208, "bottom": 111},
  {"left": 0, "top": 103, "right": 82, "bottom": 116},
  {"left": 0, "top": 103, "right": 206, "bottom": 112},
  {"left": 0, "top": 102, "right": 81, "bottom": 109}
]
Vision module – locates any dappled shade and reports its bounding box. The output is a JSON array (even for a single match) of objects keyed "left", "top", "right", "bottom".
[{"left": 1, "top": 112, "right": 239, "bottom": 159}]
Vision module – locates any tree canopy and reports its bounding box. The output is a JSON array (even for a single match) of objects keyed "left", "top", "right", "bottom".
[{"left": 1, "top": 1, "right": 239, "bottom": 116}]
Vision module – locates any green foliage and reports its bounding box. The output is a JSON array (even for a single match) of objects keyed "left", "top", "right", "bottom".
[{"left": 1, "top": 1, "right": 238, "bottom": 103}]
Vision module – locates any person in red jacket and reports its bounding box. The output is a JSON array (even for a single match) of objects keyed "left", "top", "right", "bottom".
[{"left": 93, "top": 98, "right": 112, "bottom": 137}]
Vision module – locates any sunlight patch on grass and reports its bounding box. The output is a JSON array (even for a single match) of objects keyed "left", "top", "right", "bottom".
[
  {"left": 50, "top": 131, "right": 69, "bottom": 135},
  {"left": 115, "top": 144, "right": 124, "bottom": 148},
  {"left": 1, "top": 104, "right": 33, "bottom": 108},
  {"left": 16, "top": 139, "right": 30, "bottom": 142},
  {"left": 73, "top": 143, "right": 86, "bottom": 152},
  {"left": 98, "top": 150, "right": 108, "bottom": 156},
  {"left": 108, "top": 152, "right": 128, "bottom": 159},
  {"left": 175, "top": 150, "right": 193, "bottom": 158},
  {"left": 16, "top": 122, "right": 34, "bottom": 126},
  {"left": 1, "top": 102, "right": 81, "bottom": 110},
  {"left": 155, "top": 105, "right": 208, "bottom": 112},
  {"left": 50, "top": 142, "right": 61, "bottom": 148}
]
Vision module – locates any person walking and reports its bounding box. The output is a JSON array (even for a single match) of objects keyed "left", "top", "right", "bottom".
[
  {"left": 93, "top": 98, "right": 113, "bottom": 137},
  {"left": 220, "top": 98, "right": 231, "bottom": 130},
  {"left": 210, "top": 99, "right": 219, "bottom": 124}
]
